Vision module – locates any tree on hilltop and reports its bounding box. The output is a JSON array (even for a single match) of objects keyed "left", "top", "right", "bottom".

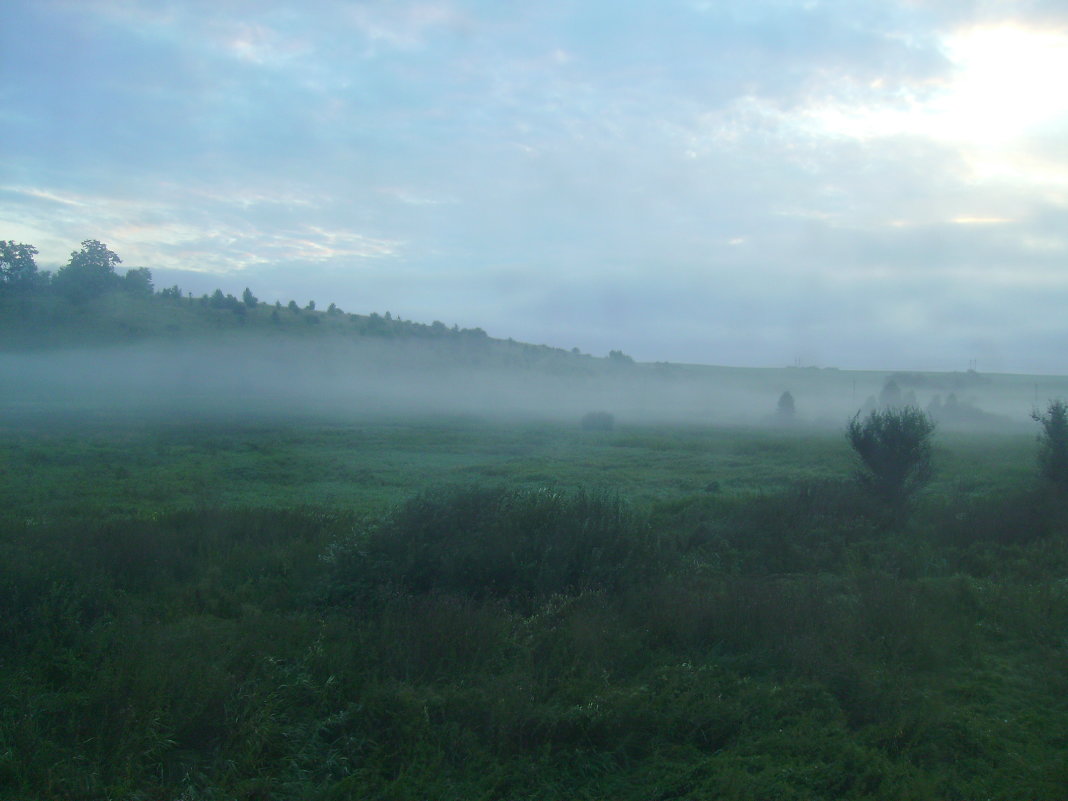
[
  {"left": 123, "top": 267, "right": 154, "bottom": 295},
  {"left": 0, "top": 241, "right": 42, "bottom": 292},
  {"left": 53, "top": 239, "right": 122, "bottom": 302}
]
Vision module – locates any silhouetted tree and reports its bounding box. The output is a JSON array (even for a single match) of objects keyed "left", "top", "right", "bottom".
[
  {"left": 123, "top": 267, "right": 154, "bottom": 295},
  {"left": 847, "top": 406, "right": 935, "bottom": 507},
  {"left": 242, "top": 287, "right": 258, "bottom": 308},
  {"left": 1032, "top": 400, "right": 1068, "bottom": 491},
  {"left": 287, "top": 300, "right": 299, "bottom": 314},
  {"left": 776, "top": 390, "right": 796, "bottom": 420},
  {"left": 0, "top": 241, "right": 41, "bottom": 292},
  {"left": 53, "top": 239, "right": 122, "bottom": 302},
  {"left": 879, "top": 378, "right": 902, "bottom": 408}
]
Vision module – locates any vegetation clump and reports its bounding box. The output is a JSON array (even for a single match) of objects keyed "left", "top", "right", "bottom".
[
  {"left": 847, "top": 406, "right": 935, "bottom": 507},
  {"left": 1032, "top": 399, "right": 1068, "bottom": 490},
  {"left": 3, "top": 415, "right": 1068, "bottom": 799},
  {"left": 325, "top": 485, "right": 665, "bottom": 605},
  {"left": 773, "top": 390, "right": 796, "bottom": 424}
]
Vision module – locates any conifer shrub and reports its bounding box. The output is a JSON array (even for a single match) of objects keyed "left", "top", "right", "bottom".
[
  {"left": 847, "top": 406, "right": 935, "bottom": 507},
  {"left": 1033, "top": 399, "right": 1068, "bottom": 490}
]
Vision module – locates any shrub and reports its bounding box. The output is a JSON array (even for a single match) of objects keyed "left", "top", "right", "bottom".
[
  {"left": 847, "top": 406, "right": 935, "bottom": 507},
  {"left": 1032, "top": 399, "right": 1068, "bottom": 491},
  {"left": 323, "top": 486, "right": 666, "bottom": 606},
  {"left": 776, "top": 390, "right": 795, "bottom": 420}
]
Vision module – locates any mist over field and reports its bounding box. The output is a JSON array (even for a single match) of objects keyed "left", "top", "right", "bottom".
[
  {"left": 1, "top": 337, "right": 1061, "bottom": 429},
  {"left": 7, "top": 1, "right": 1068, "bottom": 795}
]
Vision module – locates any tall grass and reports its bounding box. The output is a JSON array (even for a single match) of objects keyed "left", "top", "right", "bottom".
[
  {"left": 4, "top": 420, "right": 1068, "bottom": 799},
  {"left": 323, "top": 485, "right": 671, "bottom": 607}
]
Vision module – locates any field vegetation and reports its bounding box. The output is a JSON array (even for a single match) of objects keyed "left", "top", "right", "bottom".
[
  {"left": 3, "top": 239, "right": 1068, "bottom": 798},
  {"left": 3, "top": 406, "right": 1068, "bottom": 800}
]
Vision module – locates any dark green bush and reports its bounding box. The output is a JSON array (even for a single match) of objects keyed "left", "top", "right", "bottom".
[
  {"left": 657, "top": 479, "right": 881, "bottom": 574},
  {"left": 323, "top": 486, "right": 667, "bottom": 605},
  {"left": 847, "top": 407, "right": 935, "bottom": 507},
  {"left": 1033, "top": 399, "right": 1068, "bottom": 490}
]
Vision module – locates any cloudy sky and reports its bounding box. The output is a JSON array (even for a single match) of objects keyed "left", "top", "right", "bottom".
[{"left": 3, "top": 1, "right": 1068, "bottom": 372}]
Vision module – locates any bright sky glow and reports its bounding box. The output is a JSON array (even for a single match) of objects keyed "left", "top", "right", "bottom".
[
  {"left": 2, "top": 0, "right": 1068, "bottom": 372},
  {"left": 809, "top": 23, "right": 1068, "bottom": 192},
  {"left": 941, "top": 25, "right": 1068, "bottom": 142}
]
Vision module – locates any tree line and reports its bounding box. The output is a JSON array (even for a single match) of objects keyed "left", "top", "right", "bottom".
[
  {"left": 0, "top": 238, "right": 501, "bottom": 343},
  {"left": 0, "top": 239, "right": 154, "bottom": 302}
]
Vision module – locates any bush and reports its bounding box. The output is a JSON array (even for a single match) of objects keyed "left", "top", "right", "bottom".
[
  {"left": 1032, "top": 400, "right": 1068, "bottom": 491},
  {"left": 775, "top": 390, "right": 796, "bottom": 421},
  {"left": 581, "top": 411, "right": 615, "bottom": 431},
  {"left": 323, "top": 486, "right": 667, "bottom": 606},
  {"left": 847, "top": 407, "right": 935, "bottom": 507}
]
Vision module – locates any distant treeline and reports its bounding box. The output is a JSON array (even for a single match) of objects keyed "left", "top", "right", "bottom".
[
  {"left": 0, "top": 239, "right": 638, "bottom": 366},
  {"left": 0, "top": 238, "right": 488, "bottom": 338}
]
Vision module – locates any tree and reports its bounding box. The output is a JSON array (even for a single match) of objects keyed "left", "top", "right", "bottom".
[
  {"left": 847, "top": 406, "right": 935, "bottom": 506},
  {"left": 53, "top": 239, "right": 122, "bottom": 301},
  {"left": 242, "top": 287, "right": 258, "bottom": 308},
  {"left": 1032, "top": 400, "right": 1068, "bottom": 491},
  {"left": 879, "top": 378, "right": 902, "bottom": 408},
  {"left": 776, "top": 390, "right": 796, "bottom": 420},
  {"left": 123, "top": 267, "right": 154, "bottom": 295},
  {"left": 0, "top": 241, "right": 41, "bottom": 292}
]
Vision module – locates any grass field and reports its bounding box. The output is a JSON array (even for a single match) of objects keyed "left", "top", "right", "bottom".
[{"left": 2, "top": 405, "right": 1068, "bottom": 800}]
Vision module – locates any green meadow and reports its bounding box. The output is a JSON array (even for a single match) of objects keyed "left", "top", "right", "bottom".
[
  {"left": 3, "top": 279, "right": 1068, "bottom": 799},
  {"left": 3, "top": 404, "right": 1068, "bottom": 800}
]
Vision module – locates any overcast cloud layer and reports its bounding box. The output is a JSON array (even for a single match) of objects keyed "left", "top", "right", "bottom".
[{"left": 3, "top": 0, "right": 1067, "bottom": 372}]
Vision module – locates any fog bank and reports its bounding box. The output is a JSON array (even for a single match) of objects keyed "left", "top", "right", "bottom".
[{"left": 1, "top": 339, "right": 1062, "bottom": 430}]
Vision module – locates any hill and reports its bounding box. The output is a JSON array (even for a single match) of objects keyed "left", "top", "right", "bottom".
[{"left": 2, "top": 251, "right": 1065, "bottom": 428}]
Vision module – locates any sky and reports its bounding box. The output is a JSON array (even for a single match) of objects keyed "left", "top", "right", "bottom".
[{"left": 3, "top": 0, "right": 1068, "bottom": 373}]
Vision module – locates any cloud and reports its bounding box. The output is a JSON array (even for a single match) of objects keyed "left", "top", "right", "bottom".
[{"left": 0, "top": 183, "right": 399, "bottom": 273}]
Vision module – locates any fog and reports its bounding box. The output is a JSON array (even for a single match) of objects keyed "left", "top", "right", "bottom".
[{"left": 2, "top": 338, "right": 1062, "bottom": 432}]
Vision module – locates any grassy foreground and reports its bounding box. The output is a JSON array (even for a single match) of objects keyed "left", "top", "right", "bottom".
[{"left": 2, "top": 411, "right": 1067, "bottom": 800}]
